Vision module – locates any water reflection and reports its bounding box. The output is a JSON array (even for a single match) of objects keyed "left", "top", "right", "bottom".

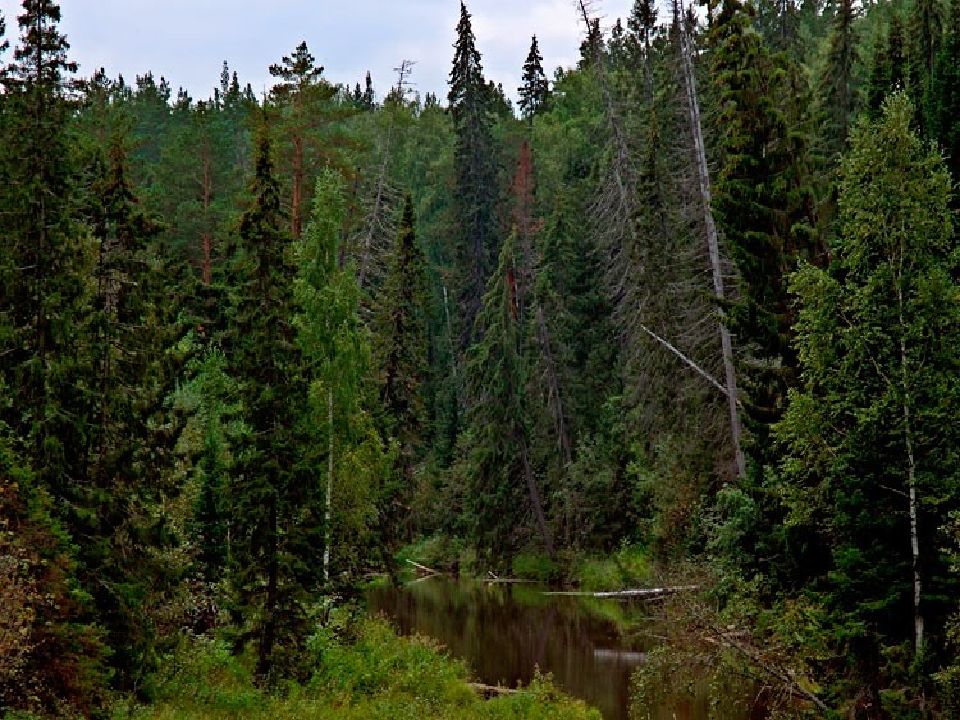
[{"left": 367, "top": 577, "right": 649, "bottom": 720}]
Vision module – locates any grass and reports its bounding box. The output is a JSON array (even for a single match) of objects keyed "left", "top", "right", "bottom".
[
  {"left": 573, "top": 544, "right": 652, "bottom": 592},
  {"left": 118, "top": 618, "right": 600, "bottom": 720}
]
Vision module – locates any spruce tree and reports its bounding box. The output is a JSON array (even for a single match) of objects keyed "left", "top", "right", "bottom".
[
  {"left": 816, "top": 0, "right": 859, "bottom": 158},
  {"left": 463, "top": 230, "right": 553, "bottom": 557},
  {"left": 82, "top": 134, "right": 178, "bottom": 687},
  {"left": 374, "top": 195, "right": 430, "bottom": 550},
  {"left": 449, "top": 1, "right": 499, "bottom": 347},
  {"left": 867, "top": 14, "right": 906, "bottom": 116},
  {"left": 0, "top": 0, "right": 87, "bottom": 493},
  {"left": 711, "top": 0, "right": 817, "bottom": 458},
  {"left": 908, "top": 0, "right": 944, "bottom": 132},
  {"left": 223, "top": 130, "right": 319, "bottom": 680},
  {"left": 518, "top": 35, "right": 549, "bottom": 120},
  {"left": 362, "top": 70, "right": 375, "bottom": 110},
  {"left": 376, "top": 196, "right": 429, "bottom": 463},
  {"left": 931, "top": 0, "right": 960, "bottom": 180}
]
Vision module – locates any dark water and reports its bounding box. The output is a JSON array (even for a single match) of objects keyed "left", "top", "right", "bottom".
[{"left": 367, "top": 577, "right": 660, "bottom": 720}]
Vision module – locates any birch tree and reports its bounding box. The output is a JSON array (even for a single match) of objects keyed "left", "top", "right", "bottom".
[{"left": 776, "top": 95, "right": 960, "bottom": 664}]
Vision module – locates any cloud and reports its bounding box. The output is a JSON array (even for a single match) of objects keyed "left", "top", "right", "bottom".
[{"left": 0, "top": 0, "right": 634, "bottom": 103}]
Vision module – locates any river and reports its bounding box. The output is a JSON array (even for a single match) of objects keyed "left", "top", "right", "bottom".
[{"left": 368, "top": 576, "right": 716, "bottom": 720}]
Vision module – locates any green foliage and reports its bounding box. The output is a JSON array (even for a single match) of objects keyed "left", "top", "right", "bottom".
[
  {"left": 294, "top": 168, "right": 392, "bottom": 586},
  {"left": 573, "top": 544, "right": 652, "bottom": 593},
  {"left": 518, "top": 36, "right": 550, "bottom": 120},
  {"left": 127, "top": 619, "right": 599, "bottom": 720},
  {"left": 220, "top": 129, "right": 321, "bottom": 680},
  {"left": 774, "top": 93, "right": 960, "bottom": 697},
  {"left": 448, "top": 1, "right": 500, "bottom": 346},
  {"left": 511, "top": 552, "right": 562, "bottom": 583}
]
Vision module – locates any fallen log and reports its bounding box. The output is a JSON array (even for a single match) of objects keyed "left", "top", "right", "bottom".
[
  {"left": 405, "top": 559, "right": 440, "bottom": 576},
  {"left": 542, "top": 585, "right": 700, "bottom": 599},
  {"left": 468, "top": 682, "right": 518, "bottom": 699}
]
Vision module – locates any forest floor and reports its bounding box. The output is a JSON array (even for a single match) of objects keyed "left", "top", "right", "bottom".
[{"left": 118, "top": 617, "right": 600, "bottom": 720}]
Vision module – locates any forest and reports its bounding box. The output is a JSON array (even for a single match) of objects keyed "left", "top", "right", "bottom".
[{"left": 1, "top": 0, "right": 960, "bottom": 717}]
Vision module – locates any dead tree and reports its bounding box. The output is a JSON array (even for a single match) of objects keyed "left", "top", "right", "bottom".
[{"left": 675, "top": 0, "right": 745, "bottom": 476}]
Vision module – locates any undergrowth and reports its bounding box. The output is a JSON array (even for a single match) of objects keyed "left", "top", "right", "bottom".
[{"left": 117, "top": 617, "right": 600, "bottom": 720}]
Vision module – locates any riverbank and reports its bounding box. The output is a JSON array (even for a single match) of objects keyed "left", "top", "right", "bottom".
[
  {"left": 115, "top": 617, "right": 600, "bottom": 720},
  {"left": 396, "top": 535, "right": 654, "bottom": 591}
]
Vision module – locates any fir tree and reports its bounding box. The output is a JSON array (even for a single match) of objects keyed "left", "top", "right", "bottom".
[
  {"left": 374, "top": 195, "right": 430, "bottom": 549},
  {"left": 931, "top": 0, "right": 960, "bottom": 180},
  {"left": 223, "top": 130, "right": 319, "bottom": 680},
  {"left": 463, "top": 230, "right": 553, "bottom": 557},
  {"left": 711, "top": 0, "right": 818, "bottom": 460},
  {"left": 816, "top": 0, "right": 859, "bottom": 158},
  {"left": 518, "top": 35, "right": 549, "bottom": 121},
  {"left": 448, "top": 2, "right": 499, "bottom": 346}
]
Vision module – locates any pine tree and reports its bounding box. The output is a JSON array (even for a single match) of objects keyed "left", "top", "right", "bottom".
[
  {"left": 776, "top": 94, "right": 960, "bottom": 672},
  {"left": 269, "top": 41, "right": 341, "bottom": 239},
  {"left": 448, "top": 2, "right": 499, "bottom": 347},
  {"left": 518, "top": 35, "right": 549, "bottom": 120},
  {"left": 223, "top": 130, "right": 319, "bottom": 680}
]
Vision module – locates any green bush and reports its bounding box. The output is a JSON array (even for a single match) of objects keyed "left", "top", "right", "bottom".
[
  {"left": 511, "top": 552, "right": 561, "bottom": 583},
  {"left": 123, "top": 619, "right": 599, "bottom": 720},
  {"left": 574, "top": 544, "right": 651, "bottom": 592}
]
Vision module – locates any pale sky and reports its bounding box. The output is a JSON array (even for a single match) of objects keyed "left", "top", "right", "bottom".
[{"left": 0, "top": 0, "right": 637, "bottom": 104}]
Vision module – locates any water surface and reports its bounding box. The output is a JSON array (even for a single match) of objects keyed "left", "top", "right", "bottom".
[{"left": 368, "top": 577, "right": 663, "bottom": 719}]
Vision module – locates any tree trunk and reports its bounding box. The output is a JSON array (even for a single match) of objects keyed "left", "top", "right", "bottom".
[
  {"left": 292, "top": 134, "right": 304, "bottom": 239},
  {"left": 896, "top": 259, "right": 923, "bottom": 655},
  {"left": 535, "top": 303, "right": 573, "bottom": 466},
  {"left": 677, "top": 7, "right": 745, "bottom": 478},
  {"left": 323, "top": 386, "right": 333, "bottom": 584},
  {"left": 201, "top": 142, "right": 213, "bottom": 285},
  {"left": 519, "top": 431, "right": 554, "bottom": 555},
  {"left": 257, "top": 495, "right": 278, "bottom": 679}
]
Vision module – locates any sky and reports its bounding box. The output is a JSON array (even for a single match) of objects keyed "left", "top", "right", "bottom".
[{"left": 0, "top": 1, "right": 636, "bottom": 104}]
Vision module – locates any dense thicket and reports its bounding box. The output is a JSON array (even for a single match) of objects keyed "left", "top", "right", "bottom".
[{"left": 1, "top": 0, "right": 959, "bottom": 715}]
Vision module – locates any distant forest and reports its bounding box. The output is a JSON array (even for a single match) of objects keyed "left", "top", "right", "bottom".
[{"left": 1, "top": 0, "right": 960, "bottom": 716}]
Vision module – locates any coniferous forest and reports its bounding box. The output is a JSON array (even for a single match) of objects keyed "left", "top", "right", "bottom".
[{"left": 2, "top": 0, "right": 960, "bottom": 717}]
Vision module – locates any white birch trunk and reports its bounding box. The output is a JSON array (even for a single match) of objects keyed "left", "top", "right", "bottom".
[
  {"left": 896, "top": 256, "right": 923, "bottom": 654},
  {"left": 323, "top": 386, "right": 333, "bottom": 584}
]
